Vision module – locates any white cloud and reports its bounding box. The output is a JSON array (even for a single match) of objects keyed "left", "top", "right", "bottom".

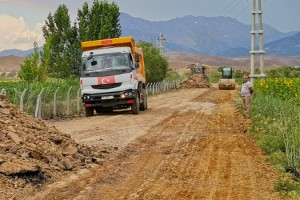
[{"left": 0, "top": 14, "right": 45, "bottom": 51}]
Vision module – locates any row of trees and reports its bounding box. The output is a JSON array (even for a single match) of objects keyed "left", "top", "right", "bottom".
[{"left": 19, "top": 0, "right": 168, "bottom": 83}]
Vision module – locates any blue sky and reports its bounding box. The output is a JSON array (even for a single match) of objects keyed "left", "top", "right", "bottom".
[{"left": 0, "top": 0, "right": 299, "bottom": 51}]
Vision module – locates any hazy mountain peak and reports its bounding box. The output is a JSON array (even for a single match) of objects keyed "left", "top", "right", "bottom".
[{"left": 1, "top": 13, "right": 299, "bottom": 57}]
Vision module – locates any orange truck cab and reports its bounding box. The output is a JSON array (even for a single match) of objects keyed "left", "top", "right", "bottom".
[{"left": 77, "top": 37, "right": 148, "bottom": 116}]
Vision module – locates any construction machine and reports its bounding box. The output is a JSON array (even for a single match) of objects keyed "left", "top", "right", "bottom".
[
  {"left": 192, "top": 66, "right": 209, "bottom": 81},
  {"left": 218, "top": 67, "right": 236, "bottom": 90},
  {"left": 192, "top": 66, "right": 205, "bottom": 74}
]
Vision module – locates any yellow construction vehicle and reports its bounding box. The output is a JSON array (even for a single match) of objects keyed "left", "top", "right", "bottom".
[
  {"left": 218, "top": 67, "right": 236, "bottom": 90},
  {"left": 192, "top": 65, "right": 209, "bottom": 81},
  {"left": 74, "top": 37, "right": 147, "bottom": 116}
]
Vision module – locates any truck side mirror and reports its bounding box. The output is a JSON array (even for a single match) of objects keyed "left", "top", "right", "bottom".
[
  {"left": 91, "top": 60, "right": 97, "bottom": 66},
  {"left": 135, "top": 54, "right": 140, "bottom": 62},
  {"left": 134, "top": 62, "right": 140, "bottom": 69}
]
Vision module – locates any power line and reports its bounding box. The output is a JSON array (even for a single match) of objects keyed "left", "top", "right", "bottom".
[
  {"left": 216, "top": 0, "right": 239, "bottom": 15},
  {"left": 234, "top": 1, "right": 251, "bottom": 18},
  {"left": 224, "top": 0, "right": 244, "bottom": 17}
]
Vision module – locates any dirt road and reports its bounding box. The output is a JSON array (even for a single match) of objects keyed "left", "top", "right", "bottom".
[{"left": 31, "top": 86, "right": 284, "bottom": 200}]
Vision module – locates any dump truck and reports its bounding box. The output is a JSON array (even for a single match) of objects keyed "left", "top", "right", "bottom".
[
  {"left": 218, "top": 67, "right": 236, "bottom": 90},
  {"left": 75, "top": 37, "right": 148, "bottom": 116}
]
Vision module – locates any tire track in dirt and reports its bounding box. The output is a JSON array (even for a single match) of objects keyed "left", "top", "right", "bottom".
[
  {"left": 47, "top": 88, "right": 211, "bottom": 151},
  {"left": 141, "top": 113, "right": 201, "bottom": 199},
  {"left": 168, "top": 130, "right": 205, "bottom": 199},
  {"left": 79, "top": 90, "right": 282, "bottom": 200},
  {"left": 113, "top": 113, "right": 183, "bottom": 198},
  {"left": 96, "top": 112, "right": 200, "bottom": 200},
  {"left": 30, "top": 88, "right": 285, "bottom": 200}
]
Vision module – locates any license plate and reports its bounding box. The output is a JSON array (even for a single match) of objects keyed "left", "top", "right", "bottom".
[{"left": 102, "top": 96, "right": 114, "bottom": 100}]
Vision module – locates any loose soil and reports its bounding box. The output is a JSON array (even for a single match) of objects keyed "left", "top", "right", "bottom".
[{"left": 0, "top": 85, "right": 286, "bottom": 200}]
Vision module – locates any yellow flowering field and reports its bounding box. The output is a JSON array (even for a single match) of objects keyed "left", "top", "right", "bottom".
[{"left": 255, "top": 78, "right": 300, "bottom": 103}]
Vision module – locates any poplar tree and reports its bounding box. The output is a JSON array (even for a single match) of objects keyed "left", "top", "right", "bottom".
[
  {"left": 41, "top": 1, "right": 122, "bottom": 78},
  {"left": 42, "top": 4, "right": 74, "bottom": 78},
  {"left": 77, "top": 0, "right": 121, "bottom": 41}
]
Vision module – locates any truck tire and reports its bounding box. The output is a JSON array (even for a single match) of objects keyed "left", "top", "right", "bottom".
[
  {"left": 85, "top": 107, "right": 94, "bottom": 117},
  {"left": 131, "top": 95, "right": 140, "bottom": 114},
  {"left": 140, "top": 89, "right": 148, "bottom": 111}
]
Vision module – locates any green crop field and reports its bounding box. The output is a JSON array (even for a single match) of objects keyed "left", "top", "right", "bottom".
[
  {"left": 0, "top": 78, "right": 81, "bottom": 118},
  {"left": 250, "top": 77, "right": 300, "bottom": 197}
]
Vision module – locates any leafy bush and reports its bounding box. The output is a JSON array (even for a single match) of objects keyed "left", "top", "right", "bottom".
[
  {"left": 137, "top": 41, "right": 168, "bottom": 83},
  {"left": 18, "top": 42, "right": 48, "bottom": 82},
  {"left": 164, "top": 68, "right": 184, "bottom": 81},
  {"left": 275, "top": 174, "right": 300, "bottom": 195},
  {"left": 267, "top": 66, "right": 300, "bottom": 78}
]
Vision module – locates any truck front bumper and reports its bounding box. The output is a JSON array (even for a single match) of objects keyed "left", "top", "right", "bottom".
[{"left": 82, "top": 89, "right": 137, "bottom": 108}]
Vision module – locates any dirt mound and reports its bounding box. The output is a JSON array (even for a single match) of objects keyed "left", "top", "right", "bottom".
[
  {"left": 0, "top": 95, "right": 115, "bottom": 197},
  {"left": 180, "top": 74, "right": 211, "bottom": 88}
]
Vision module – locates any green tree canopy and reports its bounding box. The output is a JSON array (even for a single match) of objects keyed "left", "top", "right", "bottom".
[
  {"left": 40, "top": 1, "right": 121, "bottom": 79},
  {"left": 18, "top": 42, "right": 42, "bottom": 82},
  {"left": 266, "top": 66, "right": 300, "bottom": 78},
  {"left": 137, "top": 41, "right": 169, "bottom": 83},
  {"left": 77, "top": 0, "right": 121, "bottom": 41},
  {"left": 42, "top": 4, "right": 74, "bottom": 78}
]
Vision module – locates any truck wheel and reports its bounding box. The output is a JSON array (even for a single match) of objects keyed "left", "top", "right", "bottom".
[
  {"left": 131, "top": 96, "right": 140, "bottom": 114},
  {"left": 85, "top": 107, "right": 94, "bottom": 117},
  {"left": 140, "top": 89, "right": 147, "bottom": 111}
]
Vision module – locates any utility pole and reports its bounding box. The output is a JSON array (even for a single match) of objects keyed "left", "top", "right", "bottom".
[
  {"left": 158, "top": 33, "right": 165, "bottom": 56},
  {"left": 250, "top": 0, "right": 266, "bottom": 83}
]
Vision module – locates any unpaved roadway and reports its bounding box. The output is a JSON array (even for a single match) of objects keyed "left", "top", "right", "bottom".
[{"left": 31, "top": 86, "right": 284, "bottom": 200}]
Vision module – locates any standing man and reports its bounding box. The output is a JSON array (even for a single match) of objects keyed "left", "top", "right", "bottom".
[{"left": 241, "top": 74, "right": 254, "bottom": 118}]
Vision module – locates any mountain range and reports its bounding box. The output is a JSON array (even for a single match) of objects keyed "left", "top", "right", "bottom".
[
  {"left": 120, "top": 13, "right": 299, "bottom": 57},
  {"left": 0, "top": 13, "right": 299, "bottom": 57}
]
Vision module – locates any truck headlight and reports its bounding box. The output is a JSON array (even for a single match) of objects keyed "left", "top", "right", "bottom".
[
  {"left": 83, "top": 95, "right": 91, "bottom": 100},
  {"left": 120, "top": 93, "right": 126, "bottom": 99}
]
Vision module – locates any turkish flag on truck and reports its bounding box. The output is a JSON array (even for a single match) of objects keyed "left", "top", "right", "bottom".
[{"left": 97, "top": 76, "right": 116, "bottom": 85}]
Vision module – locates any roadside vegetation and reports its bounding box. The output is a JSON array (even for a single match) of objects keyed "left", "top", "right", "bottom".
[
  {"left": 0, "top": 78, "right": 80, "bottom": 118},
  {"left": 250, "top": 66, "right": 300, "bottom": 199},
  {"left": 0, "top": 0, "right": 171, "bottom": 118}
]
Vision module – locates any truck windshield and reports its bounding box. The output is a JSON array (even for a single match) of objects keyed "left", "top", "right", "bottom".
[
  {"left": 194, "top": 67, "right": 203, "bottom": 73},
  {"left": 222, "top": 68, "right": 232, "bottom": 78},
  {"left": 82, "top": 53, "right": 132, "bottom": 73}
]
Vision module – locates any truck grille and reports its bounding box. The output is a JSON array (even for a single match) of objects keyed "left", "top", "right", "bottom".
[{"left": 92, "top": 83, "right": 122, "bottom": 89}]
